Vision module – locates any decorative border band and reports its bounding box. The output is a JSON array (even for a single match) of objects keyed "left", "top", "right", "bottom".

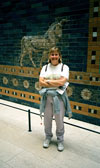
[
  {"left": 0, "top": 65, "right": 100, "bottom": 86},
  {"left": 0, "top": 86, "right": 100, "bottom": 119}
]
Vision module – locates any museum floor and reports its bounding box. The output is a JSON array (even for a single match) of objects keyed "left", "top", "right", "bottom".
[{"left": 0, "top": 99, "right": 100, "bottom": 168}]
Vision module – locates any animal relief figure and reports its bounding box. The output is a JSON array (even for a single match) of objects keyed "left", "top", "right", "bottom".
[{"left": 20, "top": 19, "right": 67, "bottom": 67}]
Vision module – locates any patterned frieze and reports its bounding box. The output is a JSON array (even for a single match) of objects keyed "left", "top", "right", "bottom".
[
  {"left": 0, "top": 73, "right": 38, "bottom": 94},
  {"left": 0, "top": 70, "right": 100, "bottom": 120},
  {"left": 0, "top": 65, "right": 100, "bottom": 86},
  {"left": 0, "top": 65, "right": 40, "bottom": 78},
  {"left": 67, "top": 83, "right": 100, "bottom": 107},
  {"left": 0, "top": 86, "right": 100, "bottom": 120}
]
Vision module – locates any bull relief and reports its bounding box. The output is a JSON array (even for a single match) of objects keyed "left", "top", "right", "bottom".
[{"left": 20, "top": 19, "right": 67, "bottom": 68}]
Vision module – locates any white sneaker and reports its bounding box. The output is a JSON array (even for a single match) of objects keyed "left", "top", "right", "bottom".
[
  {"left": 57, "top": 142, "right": 64, "bottom": 152},
  {"left": 43, "top": 139, "right": 51, "bottom": 148}
]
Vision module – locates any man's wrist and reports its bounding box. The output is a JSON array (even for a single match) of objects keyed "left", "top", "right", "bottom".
[{"left": 46, "top": 80, "right": 50, "bottom": 84}]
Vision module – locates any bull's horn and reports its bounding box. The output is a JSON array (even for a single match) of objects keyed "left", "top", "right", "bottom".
[{"left": 60, "top": 19, "right": 69, "bottom": 24}]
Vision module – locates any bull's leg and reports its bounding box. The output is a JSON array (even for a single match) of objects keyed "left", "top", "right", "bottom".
[
  {"left": 40, "top": 51, "right": 48, "bottom": 67},
  {"left": 20, "top": 53, "right": 24, "bottom": 66},
  {"left": 29, "top": 52, "right": 36, "bottom": 67}
]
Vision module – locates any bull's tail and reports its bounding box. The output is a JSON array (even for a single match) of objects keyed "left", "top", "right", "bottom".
[
  {"left": 21, "top": 36, "right": 25, "bottom": 55},
  {"left": 20, "top": 36, "right": 25, "bottom": 66}
]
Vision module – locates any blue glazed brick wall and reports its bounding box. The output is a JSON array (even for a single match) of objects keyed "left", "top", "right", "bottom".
[
  {"left": 0, "top": 0, "right": 89, "bottom": 71},
  {"left": 1, "top": 0, "right": 100, "bottom": 125}
]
